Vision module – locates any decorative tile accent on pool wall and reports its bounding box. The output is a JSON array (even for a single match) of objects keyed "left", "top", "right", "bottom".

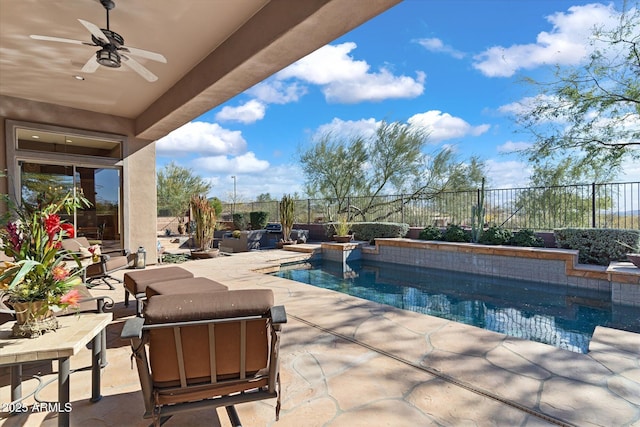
[{"left": 359, "top": 239, "right": 640, "bottom": 306}]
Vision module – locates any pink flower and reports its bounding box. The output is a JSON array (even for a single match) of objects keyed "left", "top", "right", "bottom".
[
  {"left": 52, "top": 265, "right": 70, "bottom": 281},
  {"left": 60, "top": 289, "right": 81, "bottom": 307}
]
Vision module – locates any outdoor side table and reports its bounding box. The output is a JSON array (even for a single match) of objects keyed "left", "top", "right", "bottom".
[{"left": 0, "top": 312, "right": 112, "bottom": 427}]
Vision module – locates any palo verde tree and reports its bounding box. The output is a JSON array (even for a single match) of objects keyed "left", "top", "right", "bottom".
[
  {"left": 299, "top": 121, "right": 485, "bottom": 222},
  {"left": 157, "top": 162, "right": 212, "bottom": 228},
  {"left": 513, "top": 2, "right": 639, "bottom": 176},
  {"left": 513, "top": 159, "right": 614, "bottom": 229}
]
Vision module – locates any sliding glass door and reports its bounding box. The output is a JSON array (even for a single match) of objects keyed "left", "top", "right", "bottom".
[{"left": 20, "top": 162, "right": 121, "bottom": 246}]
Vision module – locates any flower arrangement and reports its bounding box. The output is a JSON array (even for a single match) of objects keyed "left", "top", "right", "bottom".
[{"left": 0, "top": 190, "right": 90, "bottom": 311}]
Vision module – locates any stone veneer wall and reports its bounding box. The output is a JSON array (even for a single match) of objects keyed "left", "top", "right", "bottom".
[{"left": 356, "top": 238, "right": 640, "bottom": 307}]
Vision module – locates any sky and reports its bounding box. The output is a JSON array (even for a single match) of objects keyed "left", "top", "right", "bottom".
[{"left": 155, "top": 0, "right": 639, "bottom": 202}]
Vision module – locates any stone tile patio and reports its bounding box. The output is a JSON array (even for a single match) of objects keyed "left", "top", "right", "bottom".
[{"left": 1, "top": 248, "right": 639, "bottom": 426}]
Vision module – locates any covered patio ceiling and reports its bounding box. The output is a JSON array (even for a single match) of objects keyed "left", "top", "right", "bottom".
[{"left": 0, "top": 0, "right": 401, "bottom": 141}]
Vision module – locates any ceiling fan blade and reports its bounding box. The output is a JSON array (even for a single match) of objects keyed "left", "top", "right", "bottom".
[
  {"left": 120, "top": 45, "right": 167, "bottom": 63},
  {"left": 81, "top": 54, "right": 100, "bottom": 73},
  {"left": 30, "top": 35, "right": 90, "bottom": 46},
  {"left": 78, "top": 19, "right": 109, "bottom": 44},
  {"left": 121, "top": 55, "right": 158, "bottom": 82}
]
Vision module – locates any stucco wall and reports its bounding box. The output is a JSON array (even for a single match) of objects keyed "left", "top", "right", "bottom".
[{"left": 0, "top": 96, "right": 159, "bottom": 264}]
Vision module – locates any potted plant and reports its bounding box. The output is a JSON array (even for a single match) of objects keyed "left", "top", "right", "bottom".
[
  {"left": 333, "top": 214, "right": 352, "bottom": 243},
  {"left": 278, "top": 194, "right": 295, "bottom": 248},
  {"left": 189, "top": 195, "right": 219, "bottom": 259},
  {"left": 0, "top": 190, "right": 90, "bottom": 337}
]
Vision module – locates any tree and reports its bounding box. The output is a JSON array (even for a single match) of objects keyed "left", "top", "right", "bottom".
[
  {"left": 512, "top": 159, "right": 613, "bottom": 229},
  {"left": 157, "top": 162, "right": 211, "bottom": 227},
  {"left": 513, "top": 3, "right": 639, "bottom": 175},
  {"left": 299, "top": 121, "right": 485, "bottom": 222}
]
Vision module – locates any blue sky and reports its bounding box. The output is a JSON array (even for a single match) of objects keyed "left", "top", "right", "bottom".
[{"left": 156, "top": 0, "right": 639, "bottom": 202}]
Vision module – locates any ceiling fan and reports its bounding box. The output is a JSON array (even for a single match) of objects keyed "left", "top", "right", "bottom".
[{"left": 30, "top": 0, "right": 167, "bottom": 82}]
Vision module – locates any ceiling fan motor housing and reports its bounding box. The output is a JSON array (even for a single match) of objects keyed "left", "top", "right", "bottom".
[
  {"left": 93, "top": 29, "right": 123, "bottom": 68},
  {"left": 96, "top": 47, "right": 120, "bottom": 67}
]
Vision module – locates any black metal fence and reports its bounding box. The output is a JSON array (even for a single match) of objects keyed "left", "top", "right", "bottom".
[{"left": 223, "top": 181, "right": 640, "bottom": 231}]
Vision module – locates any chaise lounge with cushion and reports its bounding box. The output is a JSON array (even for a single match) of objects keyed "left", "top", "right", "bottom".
[{"left": 61, "top": 237, "right": 134, "bottom": 290}]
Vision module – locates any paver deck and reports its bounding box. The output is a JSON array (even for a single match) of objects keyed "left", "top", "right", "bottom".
[{"left": 1, "top": 247, "right": 638, "bottom": 426}]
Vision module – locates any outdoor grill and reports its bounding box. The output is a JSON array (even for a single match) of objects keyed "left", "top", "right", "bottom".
[{"left": 265, "top": 223, "right": 283, "bottom": 233}]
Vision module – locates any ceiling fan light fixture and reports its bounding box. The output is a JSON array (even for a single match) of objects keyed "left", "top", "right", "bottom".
[{"left": 96, "top": 48, "right": 121, "bottom": 68}]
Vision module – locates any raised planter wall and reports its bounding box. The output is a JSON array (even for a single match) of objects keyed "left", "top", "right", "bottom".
[{"left": 357, "top": 238, "right": 640, "bottom": 307}]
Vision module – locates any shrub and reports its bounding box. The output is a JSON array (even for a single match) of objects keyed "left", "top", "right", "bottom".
[
  {"left": 232, "top": 213, "right": 249, "bottom": 230},
  {"left": 418, "top": 225, "right": 442, "bottom": 241},
  {"left": 554, "top": 228, "right": 640, "bottom": 265},
  {"left": 349, "top": 222, "right": 409, "bottom": 241},
  {"left": 478, "top": 225, "right": 512, "bottom": 245},
  {"left": 442, "top": 224, "right": 471, "bottom": 242},
  {"left": 249, "top": 211, "right": 269, "bottom": 230},
  {"left": 510, "top": 229, "right": 544, "bottom": 247}
]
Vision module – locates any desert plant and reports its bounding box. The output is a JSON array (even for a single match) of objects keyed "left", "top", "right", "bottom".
[
  {"left": 232, "top": 212, "right": 249, "bottom": 230},
  {"left": 190, "top": 195, "right": 216, "bottom": 251},
  {"left": 279, "top": 194, "right": 295, "bottom": 242},
  {"left": 510, "top": 229, "right": 544, "bottom": 247},
  {"left": 471, "top": 178, "right": 485, "bottom": 243},
  {"left": 442, "top": 224, "right": 471, "bottom": 242},
  {"left": 418, "top": 225, "right": 442, "bottom": 241},
  {"left": 478, "top": 225, "right": 512, "bottom": 245},
  {"left": 334, "top": 214, "right": 351, "bottom": 236},
  {"left": 249, "top": 211, "right": 269, "bottom": 230}
]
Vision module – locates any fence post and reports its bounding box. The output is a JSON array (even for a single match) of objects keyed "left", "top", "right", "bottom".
[
  {"left": 401, "top": 194, "right": 405, "bottom": 224},
  {"left": 592, "top": 182, "right": 596, "bottom": 228}
]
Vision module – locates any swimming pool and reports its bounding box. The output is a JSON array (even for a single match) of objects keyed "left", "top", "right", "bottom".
[{"left": 273, "top": 259, "right": 640, "bottom": 353}]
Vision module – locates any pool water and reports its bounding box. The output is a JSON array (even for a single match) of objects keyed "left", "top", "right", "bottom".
[{"left": 273, "top": 259, "right": 640, "bottom": 353}]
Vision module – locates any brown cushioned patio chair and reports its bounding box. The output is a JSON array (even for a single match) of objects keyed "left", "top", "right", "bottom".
[
  {"left": 61, "top": 237, "right": 134, "bottom": 290},
  {"left": 121, "top": 289, "right": 286, "bottom": 427}
]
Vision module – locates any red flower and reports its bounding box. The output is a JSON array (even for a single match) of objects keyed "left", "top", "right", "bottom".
[
  {"left": 60, "top": 223, "right": 75, "bottom": 238},
  {"left": 44, "top": 214, "right": 61, "bottom": 240},
  {"left": 60, "top": 289, "right": 81, "bottom": 307}
]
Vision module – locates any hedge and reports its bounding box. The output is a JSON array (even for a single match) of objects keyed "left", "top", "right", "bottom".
[
  {"left": 349, "top": 222, "right": 409, "bottom": 242},
  {"left": 554, "top": 228, "right": 640, "bottom": 265}
]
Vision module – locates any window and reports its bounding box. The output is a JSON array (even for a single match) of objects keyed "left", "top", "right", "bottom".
[{"left": 6, "top": 121, "right": 125, "bottom": 247}]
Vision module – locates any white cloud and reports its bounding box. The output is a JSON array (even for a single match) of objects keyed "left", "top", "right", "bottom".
[
  {"left": 247, "top": 80, "right": 308, "bottom": 104},
  {"left": 485, "top": 159, "right": 533, "bottom": 189},
  {"left": 155, "top": 121, "right": 247, "bottom": 156},
  {"left": 277, "top": 42, "right": 370, "bottom": 84},
  {"left": 415, "top": 37, "right": 465, "bottom": 59},
  {"left": 407, "top": 110, "right": 490, "bottom": 143},
  {"left": 497, "top": 140, "right": 532, "bottom": 153},
  {"left": 619, "top": 155, "right": 640, "bottom": 182},
  {"left": 314, "top": 118, "right": 381, "bottom": 140},
  {"left": 324, "top": 69, "right": 426, "bottom": 103},
  {"left": 215, "top": 100, "right": 266, "bottom": 124},
  {"left": 473, "top": 3, "right": 621, "bottom": 77},
  {"left": 277, "top": 42, "right": 426, "bottom": 103},
  {"left": 191, "top": 152, "right": 270, "bottom": 174}
]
